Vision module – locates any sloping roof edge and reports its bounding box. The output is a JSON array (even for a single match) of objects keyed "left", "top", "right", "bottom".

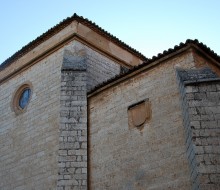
[
  {"left": 88, "top": 39, "right": 220, "bottom": 96},
  {"left": 0, "top": 13, "right": 147, "bottom": 70}
]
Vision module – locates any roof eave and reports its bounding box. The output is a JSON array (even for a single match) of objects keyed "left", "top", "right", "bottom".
[
  {"left": 87, "top": 40, "right": 220, "bottom": 98},
  {"left": 0, "top": 13, "right": 147, "bottom": 70}
]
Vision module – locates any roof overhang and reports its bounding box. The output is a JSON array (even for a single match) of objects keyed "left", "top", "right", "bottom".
[
  {"left": 88, "top": 40, "right": 220, "bottom": 98},
  {"left": 0, "top": 14, "right": 147, "bottom": 84}
]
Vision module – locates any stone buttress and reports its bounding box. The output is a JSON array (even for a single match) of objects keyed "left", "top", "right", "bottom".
[
  {"left": 177, "top": 68, "right": 220, "bottom": 190},
  {"left": 57, "top": 42, "right": 121, "bottom": 189},
  {"left": 58, "top": 48, "right": 88, "bottom": 190}
]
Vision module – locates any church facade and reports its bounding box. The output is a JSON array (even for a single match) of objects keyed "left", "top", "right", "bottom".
[{"left": 0, "top": 14, "right": 220, "bottom": 190}]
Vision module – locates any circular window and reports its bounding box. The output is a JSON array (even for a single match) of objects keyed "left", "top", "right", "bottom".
[
  {"left": 18, "top": 88, "right": 31, "bottom": 109},
  {"left": 11, "top": 82, "right": 33, "bottom": 114}
]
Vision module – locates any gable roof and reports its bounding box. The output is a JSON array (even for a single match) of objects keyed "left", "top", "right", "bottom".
[
  {"left": 0, "top": 13, "right": 147, "bottom": 70},
  {"left": 88, "top": 39, "right": 220, "bottom": 96}
]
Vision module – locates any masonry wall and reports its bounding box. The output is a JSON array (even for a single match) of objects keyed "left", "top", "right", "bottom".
[
  {"left": 177, "top": 68, "right": 220, "bottom": 190},
  {"left": 0, "top": 49, "right": 63, "bottom": 189},
  {"left": 58, "top": 68, "right": 88, "bottom": 190},
  {"left": 185, "top": 81, "right": 220, "bottom": 190},
  {"left": 0, "top": 38, "right": 122, "bottom": 190},
  {"left": 57, "top": 40, "right": 121, "bottom": 189},
  {"left": 64, "top": 41, "right": 121, "bottom": 91},
  {"left": 88, "top": 52, "right": 197, "bottom": 190}
]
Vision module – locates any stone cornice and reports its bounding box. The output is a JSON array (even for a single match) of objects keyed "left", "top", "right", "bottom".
[
  {"left": 0, "top": 19, "right": 145, "bottom": 84},
  {"left": 0, "top": 14, "right": 147, "bottom": 69}
]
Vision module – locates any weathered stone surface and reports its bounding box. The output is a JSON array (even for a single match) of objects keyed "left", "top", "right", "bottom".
[
  {"left": 65, "top": 41, "right": 121, "bottom": 92},
  {"left": 88, "top": 52, "right": 195, "bottom": 190},
  {"left": 62, "top": 49, "right": 87, "bottom": 71},
  {"left": 177, "top": 68, "right": 220, "bottom": 190},
  {"left": 0, "top": 38, "right": 122, "bottom": 189},
  {"left": 177, "top": 67, "right": 218, "bottom": 83},
  {"left": 58, "top": 68, "right": 88, "bottom": 190},
  {"left": 58, "top": 41, "right": 121, "bottom": 190},
  {"left": 0, "top": 48, "right": 63, "bottom": 189},
  {"left": 1, "top": 17, "right": 220, "bottom": 190}
]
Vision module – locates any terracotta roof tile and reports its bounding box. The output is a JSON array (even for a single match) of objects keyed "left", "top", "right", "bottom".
[
  {"left": 88, "top": 39, "right": 220, "bottom": 95},
  {"left": 0, "top": 13, "right": 147, "bottom": 70}
]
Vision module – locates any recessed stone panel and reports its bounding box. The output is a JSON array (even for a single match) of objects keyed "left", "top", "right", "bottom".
[{"left": 128, "top": 99, "right": 151, "bottom": 130}]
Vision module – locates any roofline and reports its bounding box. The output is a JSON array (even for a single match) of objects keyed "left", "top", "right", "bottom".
[
  {"left": 0, "top": 13, "right": 147, "bottom": 70},
  {"left": 0, "top": 34, "right": 140, "bottom": 85},
  {"left": 87, "top": 39, "right": 220, "bottom": 98}
]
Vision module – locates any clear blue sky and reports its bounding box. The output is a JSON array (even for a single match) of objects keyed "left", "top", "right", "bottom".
[{"left": 0, "top": 0, "right": 220, "bottom": 64}]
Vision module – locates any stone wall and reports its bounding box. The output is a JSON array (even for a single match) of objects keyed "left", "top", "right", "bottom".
[
  {"left": 58, "top": 68, "right": 88, "bottom": 190},
  {"left": 177, "top": 68, "right": 220, "bottom": 190},
  {"left": 58, "top": 48, "right": 88, "bottom": 190},
  {"left": 0, "top": 49, "right": 63, "bottom": 189},
  {"left": 88, "top": 52, "right": 195, "bottom": 190},
  {"left": 86, "top": 46, "right": 121, "bottom": 91},
  {"left": 0, "top": 39, "right": 123, "bottom": 190},
  {"left": 64, "top": 41, "right": 121, "bottom": 92},
  {"left": 57, "top": 40, "right": 121, "bottom": 189}
]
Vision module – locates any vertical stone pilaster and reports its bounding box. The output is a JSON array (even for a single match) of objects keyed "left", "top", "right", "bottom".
[
  {"left": 177, "top": 68, "right": 220, "bottom": 190},
  {"left": 58, "top": 49, "right": 87, "bottom": 190}
]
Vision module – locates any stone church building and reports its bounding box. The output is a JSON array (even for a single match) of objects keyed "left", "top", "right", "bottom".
[{"left": 0, "top": 14, "right": 220, "bottom": 190}]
